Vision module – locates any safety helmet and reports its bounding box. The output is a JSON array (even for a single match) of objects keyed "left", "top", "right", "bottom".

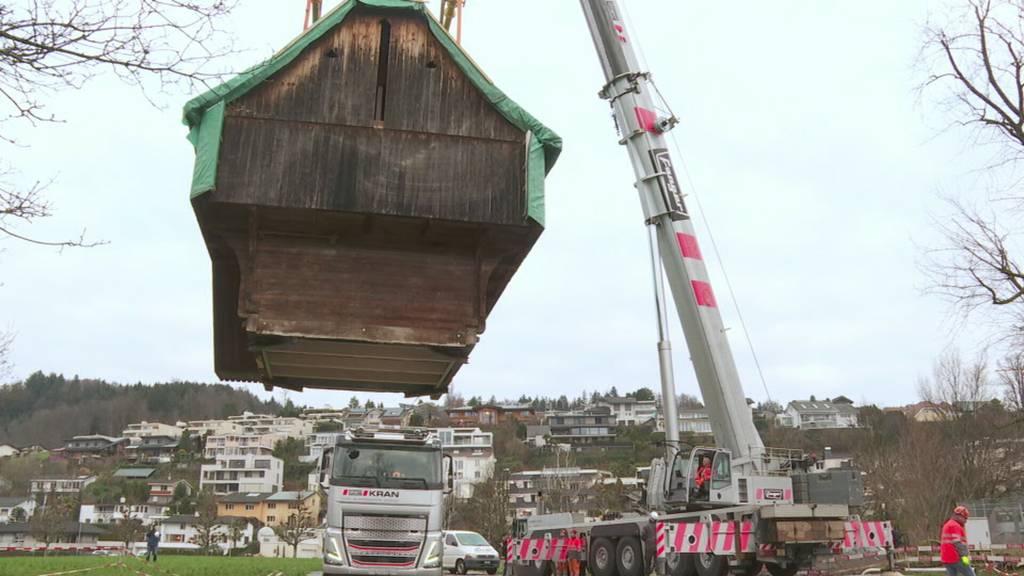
[{"left": 954, "top": 505, "right": 969, "bottom": 518}]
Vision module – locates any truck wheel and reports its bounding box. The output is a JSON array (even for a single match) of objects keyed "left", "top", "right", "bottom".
[
  {"left": 765, "top": 564, "right": 797, "bottom": 576},
  {"left": 616, "top": 537, "right": 643, "bottom": 576},
  {"left": 589, "top": 537, "right": 617, "bottom": 576},
  {"left": 694, "top": 553, "right": 727, "bottom": 576},
  {"left": 456, "top": 559, "right": 467, "bottom": 574},
  {"left": 666, "top": 553, "right": 696, "bottom": 576}
]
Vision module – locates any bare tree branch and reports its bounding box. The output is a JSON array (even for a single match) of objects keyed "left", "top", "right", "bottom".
[
  {"left": 998, "top": 350, "right": 1024, "bottom": 410},
  {"left": 0, "top": 0, "right": 236, "bottom": 248},
  {"left": 921, "top": 1, "right": 1024, "bottom": 345},
  {"left": 0, "top": 330, "right": 11, "bottom": 380}
]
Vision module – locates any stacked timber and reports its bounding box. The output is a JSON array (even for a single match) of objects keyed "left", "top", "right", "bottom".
[{"left": 183, "top": 0, "right": 560, "bottom": 397}]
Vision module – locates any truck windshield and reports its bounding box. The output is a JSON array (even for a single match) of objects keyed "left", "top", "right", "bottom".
[{"left": 332, "top": 445, "right": 440, "bottom": 489}]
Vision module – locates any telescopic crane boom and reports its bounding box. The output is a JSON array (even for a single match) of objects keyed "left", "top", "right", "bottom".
[{"left": 578, "top": 0, "right": 765, "bottom": 473}]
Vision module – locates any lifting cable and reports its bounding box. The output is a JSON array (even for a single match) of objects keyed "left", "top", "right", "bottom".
[{"left": 618, "top": 0, "right": 774, "bottom": 404}]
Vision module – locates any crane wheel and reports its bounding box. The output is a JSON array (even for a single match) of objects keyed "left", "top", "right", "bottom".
[
  {"left": 666, "top": 553, "right": 697, "bottom": 576},
  {"left": 765, "top": 564, "right": 798, "bottom": 576},
  {"left": 694, "top": 553, "right": 728, "bottom": 576},
  {"left": 615, "top": 536, "right": 643, "bottom": 576},
  {"left": 589, "top": 537, "right": 617, "bottom": 576}
]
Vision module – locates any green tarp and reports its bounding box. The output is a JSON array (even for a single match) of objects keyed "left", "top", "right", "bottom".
[{"left": 182, "top": 0, "right": 561, "bottom": 226}]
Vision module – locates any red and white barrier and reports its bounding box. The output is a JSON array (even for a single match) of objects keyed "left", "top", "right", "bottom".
[{"left": 0, "top": 545, "right": 121, "bottom": 553}]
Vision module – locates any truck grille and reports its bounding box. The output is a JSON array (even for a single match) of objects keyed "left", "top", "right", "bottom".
[{"left": 343, "top": 514, "right": 426, "bottom": 567}]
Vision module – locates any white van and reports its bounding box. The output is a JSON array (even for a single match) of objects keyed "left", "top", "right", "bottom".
[{"left": 443, "top": 530, "right": 501, "bottom": 574}]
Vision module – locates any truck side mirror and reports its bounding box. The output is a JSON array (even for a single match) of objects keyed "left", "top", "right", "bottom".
[{"left": 443, "top": 453, "right": 454, "bottom": 494}]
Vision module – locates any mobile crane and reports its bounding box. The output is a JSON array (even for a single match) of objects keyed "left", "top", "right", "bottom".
[{"left": 501, "top": 2, "right": 889, "bottom": 576}]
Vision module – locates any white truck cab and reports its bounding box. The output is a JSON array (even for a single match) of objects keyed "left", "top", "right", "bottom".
[
  {"left": 320, "top": 428, "right": 452, "bottom": 576},
  {"left": 442, "top": 530, "right": 500, "bottom": 575}
]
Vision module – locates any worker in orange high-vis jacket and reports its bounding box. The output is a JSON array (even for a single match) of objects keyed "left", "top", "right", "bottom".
[
  {"left": 693, "top": 456, "right": 713, "bottom": 500},
  {"left": 940, "top": 506, "right": 975, "bottom": 576}
]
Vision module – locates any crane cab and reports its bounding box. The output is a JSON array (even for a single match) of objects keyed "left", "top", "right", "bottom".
[{"left": 648, "top": 447, "right": 736, "bottom": 511}]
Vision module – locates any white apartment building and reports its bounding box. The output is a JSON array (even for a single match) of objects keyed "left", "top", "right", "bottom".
[
  {"left": 677, "top": 409, "right": 713, "bottom": 435},
  {"left": 79, "top": 502, "right": 167, "bottom": 525},
  {"left": 203, "top": 432, "right": 284, "bottom": 459},
  {"left": 299, "top": 409, "right": 346, "bottom": 423},
  {"left": 0, "top": 497, "right": 36, "bottom": 523},
  {"left": 122, "top": 421, "right": 183, "bottom": 443},
  {"left": 157, "top": 514, "right": 254, "bottom": 553},
  {"left": 597, "top": 397, "right": 657, "bottom": 426},
  {"left": 30, "top": 475, "right": 97, "bottom": 496},
  {"left": 507, "top": 468, "right": 608, "bottom": 518},
  {"left": 434, "top": 428, "right": 495, "bottom": 499},
  {"left": 176, "top": 419, "right": 244, "bottom": 437},
  {"left": 304, "top": 432, "right": 344, "bottom": 464},
  {"left": 227, "top": 412, "right": 314, "bottom": 438},
  {"left": 200, "top": 455, "right": 283, "bottom": 495}
]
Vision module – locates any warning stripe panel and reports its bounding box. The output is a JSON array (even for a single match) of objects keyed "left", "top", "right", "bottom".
[
  {"left": 692, "top": 281, "right": 717, "bottom": 308},
  {"left": 656, "top": 521, "right": 667, "bottom": 558},
  {"left": 842, "top": 521, "right": 893, "bottom": 550},
  {"left": 635, "top": 107, "right": 658, "bottom": 133},
  {"left": 513, "top": 538, "right": 569, "bottom": 562},
  {"left": 676, "top": 233, "right": 703, "bottom": 260},
  {"left": 665, "top": 521, "right": 752, "bottom": 556}
]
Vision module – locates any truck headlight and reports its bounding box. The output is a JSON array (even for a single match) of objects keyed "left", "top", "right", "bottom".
[
  {"left": 422, "top": 540, "right": 441, "bottom": 568},
  {"left": 324, "top": 529, "right": 345, "bottom": 566}
]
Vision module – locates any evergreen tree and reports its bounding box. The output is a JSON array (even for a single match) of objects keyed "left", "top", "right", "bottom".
[
  {"left": 556, "top": 395, "right": 569, "bottom": 411},
  {"left": 632, "top": 387, "right": 655, "bottom": 401}
]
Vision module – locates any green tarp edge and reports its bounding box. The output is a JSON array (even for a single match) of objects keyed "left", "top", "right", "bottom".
[
  {"left": 526, "top": 133, "right": 546, "bottom": 227},
  {"left": 182, "top": 0, "right": 561, "bottom": 225},
  {"left": 188, "top": 101, "right": 224, "bottom": 199}
]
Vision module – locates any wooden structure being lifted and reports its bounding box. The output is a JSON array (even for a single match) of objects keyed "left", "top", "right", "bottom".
[{"left": 183, "top": 0, "right": 560, "bottom": 397}]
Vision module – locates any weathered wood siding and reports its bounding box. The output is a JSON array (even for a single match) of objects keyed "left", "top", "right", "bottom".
[{"left": 213, "top": 9, "right": 528, "bottom": 225}]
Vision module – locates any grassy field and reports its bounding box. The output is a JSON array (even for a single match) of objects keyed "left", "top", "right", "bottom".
[{"left": 0, "top": 555, "right": 321, "bottom": 576}]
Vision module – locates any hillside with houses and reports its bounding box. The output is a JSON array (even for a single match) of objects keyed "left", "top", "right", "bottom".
[{"left": 0, "top": 371, "right": 1021, "bottom": 555}]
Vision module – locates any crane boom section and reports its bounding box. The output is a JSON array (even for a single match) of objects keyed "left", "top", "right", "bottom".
[{"left": 579, "top": 0, "right": 764, "bottom": 468}]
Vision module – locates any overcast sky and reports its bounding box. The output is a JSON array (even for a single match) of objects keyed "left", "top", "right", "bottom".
[{"left": 0, "top": 0, "right": 996, "bottom": 410}]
